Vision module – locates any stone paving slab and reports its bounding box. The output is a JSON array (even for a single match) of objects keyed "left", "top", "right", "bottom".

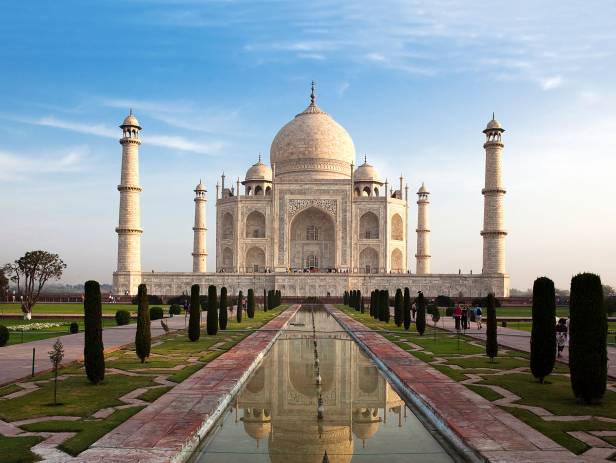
[
  {"left": 327, "top": 306, "right": 586, "bottom": 463},
  {"left": 77, "top": 305, "right": 300, "bottom": 463}
]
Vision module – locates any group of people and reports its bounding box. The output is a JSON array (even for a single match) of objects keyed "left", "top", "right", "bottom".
[{"left": 452, "top": 304, "right": 483, "bottom": 330}]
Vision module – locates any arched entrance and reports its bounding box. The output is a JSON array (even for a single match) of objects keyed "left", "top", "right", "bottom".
[{"left": 289, "top": 207, "right": 336, "bottom": 271}]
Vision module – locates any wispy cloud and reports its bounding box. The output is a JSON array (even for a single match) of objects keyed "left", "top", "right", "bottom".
[
  {"left": 540, "top": 75, "right": 563, "bottom": 91},
  {"left": 25, "top": 115, "right": 223, "bottom": 155},
  {"left": 0, "top": 146, "right": 88, "bottom": 181}
]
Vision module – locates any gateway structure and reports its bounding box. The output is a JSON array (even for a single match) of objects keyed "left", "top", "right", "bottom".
[{"left": 112, "top": 85, "right": 509, "bottom": 297}]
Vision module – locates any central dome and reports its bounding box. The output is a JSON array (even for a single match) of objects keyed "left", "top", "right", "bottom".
[{"left": 270, "top": 85, "right": 356, "bottom": 180}]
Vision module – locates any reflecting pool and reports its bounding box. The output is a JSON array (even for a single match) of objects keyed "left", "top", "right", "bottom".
[{"left": 192, "top": 306, "right": 456, "bottom": 462}]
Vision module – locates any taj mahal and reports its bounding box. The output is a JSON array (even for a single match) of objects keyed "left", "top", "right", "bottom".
[{"left": 112, "top": 84, "right": 509, "bottom": 298}]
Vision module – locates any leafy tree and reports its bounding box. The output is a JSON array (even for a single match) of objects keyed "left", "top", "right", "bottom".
[
  {"left": 236, "top": 290, "right": 243, "bottom": 323},
  {"left": 48, "top": 338, "right": 64, "bottom": 405},
  {"left": 0, "top": 266, "right": 8, "bottom": 296},
  {"left": 207, "top": 285, "right": 219, "bottom": 335},
  {"left": 135, "top": 284, "right": 151, "bottom": 363},
  {"left": 247, "top": 289, "right": 255, "bottom": 318},
  {"left": 5, "top": 251, "right": 66, "bottom": 316},
  {"left": 435, "top": 295, "right": 454, "bottom": 308},
  {"left": 84, "top": 280, "right": 105, "bottom": 384},
  {"left": 486, "top": 293, "right": 498, "bottom": 361},
  {"left": 188, "top": 284, "right": 201, "bottom": 341},
  {"left": 415, "top": 291, "right": 426, "bottom": 335},
  {"left": 530, "top": 277, "right": 556, "bottom": 383},
  {"left": 394, "top": 289, "right": 403, "bottom": 327},
  {"left": 570, "top": 273, "right": 607, "bottom": 403},
  {"left": 431, "top": 305, "right": 440, "bottom": 326},
  {"left": 219, "top": 287, "right": 228, "bottom": 330},
  {"left": 403, "top": 287, "right": 411, "bottom": 330}
]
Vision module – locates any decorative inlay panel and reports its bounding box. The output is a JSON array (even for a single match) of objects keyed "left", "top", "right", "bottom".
[{"left": 287, "top": 199, "right": 337, "bottom": 220}]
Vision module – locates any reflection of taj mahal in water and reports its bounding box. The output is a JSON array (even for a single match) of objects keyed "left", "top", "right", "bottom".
[
  {"left": 113, "top": 83, "right": 509, "bottom": 298},
  {"left": 195, "top": 310, "right": 443, "bottom": 463}
]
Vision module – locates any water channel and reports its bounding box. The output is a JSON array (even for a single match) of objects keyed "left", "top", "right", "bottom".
[{"left": 192, "top": 306, "right": 457, "bottom": 462}]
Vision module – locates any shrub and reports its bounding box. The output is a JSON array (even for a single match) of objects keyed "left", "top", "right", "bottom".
[
  {"left": 149, "top": 307, "right": 164, "bottom": 320},
  {"left": 219, "top": 287, "right": 228, "bottom": 330},
  {"left": 606, "top": 296, "right": 616, "bottom": 316},
  {"left": 0, "top": 325, "right": 9, "bottom": 347},
  {"left": 416, "top": 292, "right": 426, "bottom": 335},
  {"left": 207, "top": 285, "right": 219, "bottom": 335},
  {"left": 394, "top": 289, "right": 403, "bottom": 327},
  {"left": 131, "top": 294, "right": 162, "bottom": 305},
  {"left": 247, "top": 289, "right": 255, "bottom": 318},
  {"left": 569, "top": 273, "right": 607, "bottom": 403},
  {"left": 445, "top": 307, "right": 454, "bottom": 317},
  {"left": 135, "top": 284, "right": 151, "bottom": 363},
  {"left": 472, "top": 296, "right": 502, "bottom": 308},
  {"left": 188, "top": 284, "right": 201, "bottom": 342},
  {"left": 84, "top": 280, "right": 105, "bottom": 384},
  {"left": 431, "top": 306, "right": 441, "bottom": 325},
  {"left": 403, "top": 287, "right": 411, "bottom": 330},
  {"left": 115, "top": 309, "right": 131, "bottom": 326},
  {"left": 435, "top": 295, "right": 454, "bottom": 308},
  {"left": 530, "top": 277, "right": 556, "bottom": 383},
  {"left": 69, "top": 322, "right": 79, "bottom": 334},
  {"left": 237, "top": 290, "right": 243, "bottom": 323},
  {"left": 486, "top": 293, "right": 498, "bottom": 361},
  {"left": 169, "top": 304, "right": 182, "bottom": 316}
]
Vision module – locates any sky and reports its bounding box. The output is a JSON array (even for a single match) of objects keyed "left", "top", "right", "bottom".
[{"left": 0, "top": 0, "right": 615, "bottom": 291}]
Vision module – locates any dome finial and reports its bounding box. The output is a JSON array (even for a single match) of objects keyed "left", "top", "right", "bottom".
[
  {"left": 310, "top": 80, "right": 316, "bottom": 105},
  {"left": 258, "top": 152, "right": 261, "bottom": 163},
  {"left": 364, "top": 154, "right": 367, "bottom": 164}
]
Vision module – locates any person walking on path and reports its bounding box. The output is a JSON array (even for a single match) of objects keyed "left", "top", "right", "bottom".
[
  {"left": 411, "top": 302, "right": 417, "bottom": 321},
  {"left": 475, "top": 305, "right": 483, "bottom": 329},
  {"left": 461, "top": 306, "right": 469, "bottom": 331},
  {"left": 556, "top": 318, "right": 568, "bottom": 357},
  {"left": 453, "top": 304, "right": 462, "bottom": 330}
]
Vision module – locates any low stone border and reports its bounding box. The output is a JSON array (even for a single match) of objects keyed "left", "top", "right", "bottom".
[
  {"left": 76, "top": 305, "right": 301, "bottom": 463},
  {"left": 326, "top": 305, "right": 586, "bottom": 463}
]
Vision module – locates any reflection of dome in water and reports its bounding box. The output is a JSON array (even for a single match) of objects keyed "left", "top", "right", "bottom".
[
  {"left": 352, "top": 408, "right": 381, "bottom": 440},
  {"left": 242, "top": 408, "right": 271, "bottom": 440},
  {"left": 269, "top": 424, "right": 353, "bottom": 463}
]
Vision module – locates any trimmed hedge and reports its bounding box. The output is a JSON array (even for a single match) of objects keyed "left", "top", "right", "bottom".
[
  {"left": 219, "top": 287, "right": 228, "bottom": 330},
  {"left": 237, "top": 290, "right": 243, "bottom": 323},
  {"left": 69, "top": 322, "right": 79, "bottom": 334},
  {"left": 149, "top": 307, "right": 164, "bottom": 320},
  {"left": 135, "top": 284, "right": 151, "bottom": 363},
  {"left": 570, "top": 273, "right": 607, "bottom": 403},
  {"left": 207, "top": 285, "right": 218, "bottom": 335},
  {"left": 188, "top": 284, "right": 201, "bottom": 342},
  {"left": 415, "top": 292, "right": 426, "bottom": 335},
  {"left": 84, "top": 280, "right": 105, "bottom": 384},
  {"left": 394, "top": 289, "right": 403, "bottom": 327},
  {"left": 169, "top": 304, "right": 182, "bottom": 316},
  {"left": 131, "top": 294, "right": 162, "bottom": 305},
  {"left": 530, "top": 277, "right": 556, "bottom": 383},
  {"left": 115, "top": 309, "right": 131, "bottom": 326},
  {"left": 486, "top": 293, "right": 498, "bottom": 360},
  {"left": 0, "top": 325, "right": 9, "bottom": 347},
  {"left": 247, "top": 289, "right": 255, "bottom": 318},
  {"left": 403, "top": 287, "right": 411, "bottom": 330}
]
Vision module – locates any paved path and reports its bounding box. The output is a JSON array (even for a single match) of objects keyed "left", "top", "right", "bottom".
[
  {"left": 79, "top": 305, "right": 301, "bottom": 463},
  {"left": 328, "top": 305, "right": 585, "bottom": 462},
  {"left": 435, "top": 317, "right": 616, "bottom": 378},
  {"left": 0, "top": 315, "right": 189, "bottom": 386}
]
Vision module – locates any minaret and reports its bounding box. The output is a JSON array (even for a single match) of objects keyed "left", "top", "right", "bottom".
[
  {"left": 192, "top": 180, "right": 207, "bottom": 272},
  {"left": 415, "top": 183, "right": 431, "bottom": 274},
  {"left": 481, "top": 114, "right": 507, "bottom": 274},
  {"left": 115, "top": 110, "right": 143, "bottom": 291}
]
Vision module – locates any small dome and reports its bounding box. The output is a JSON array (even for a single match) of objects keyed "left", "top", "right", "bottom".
[
  {"left": 354, "top": 158, "right": 380, "bottom": 183},
  {"left": 195, "top": 180, "right": 206, "bottom": 192},
  {"left": 121, "top": 111, "right": 141, "bottom": 129},
  {"left": 417, "top": 182, "right": 429, "bottom": 194},
  {"left": 243, "top": 420, "right": 272, "bottom": 440},
  {"left": 245, "top": 157, "right": 272, "bottom": 182},
  {"left": 485, "top": 113, "right": 503, "bottom": 131}
]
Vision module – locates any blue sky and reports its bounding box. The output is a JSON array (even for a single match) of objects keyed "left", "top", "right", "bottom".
[{"left": 1, "top": 0, "right": 615, "bottom": 291}]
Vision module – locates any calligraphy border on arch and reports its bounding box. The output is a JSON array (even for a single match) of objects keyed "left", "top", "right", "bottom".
[{"left": 287, "top": 198, "right": 337, "bottom": 220}]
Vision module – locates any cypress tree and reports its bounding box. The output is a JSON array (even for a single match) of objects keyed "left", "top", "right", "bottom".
[
  {"left": 570, "top": 273, "right": 607, "bottom": 403},
  {"left": 349, "top": 290, "right": 354, "bottom": 309},
  {"left": 403, "top": 287, "right": 411, "bottom": 330},
  {"left": 372, "top": 290, "right": 379, "bottom": 319},
  {"left": 415, "top": 291, "right": 426, "bottom": 335},
  {"left": 135, "top": 284, "right": 151, "bottom": 363},
  {"left": 207, "top": 285, "right": 219, "bottom": 335},
  {"left": 188, "top": 284, "right": 201, "bottom": 341},
  {"left": 486, "top": 293, "right": 498, "bottom": 361},
  {"left": 84, "top": 280, "right": 105, "bottom": 384},
  {"left": 236, "top": 290, "right": 243, "bottom": 323},
  {"left": 247, "top": 289, "right": 255, "bottom": 318},
  {"left": 219, "top": 287, "right": 228, "bottom": 330},
  {"left": 343, "top": 291, "right": 348, "bottom": 306},
  {"left": 377, "top": 290, "right": 384, "bottom": 321},
  {"left": 356, "top": 290, "right": 362, "bottom": 312},
  {"left": 530, "top": 277, "right": 556, "bottom": 383},
  {"left": 394, "top": 288, "right": 403, "bottom": 327},
  {"left": 276, "top": 290, "right": 281, "bottom": 307},
  {"left": 360, "top": 296, "right": 365, "bottom": 314},
  {"left": 263, "top": 288, "right": 267, "bottom": 312}
]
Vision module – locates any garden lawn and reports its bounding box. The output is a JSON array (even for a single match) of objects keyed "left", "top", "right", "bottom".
[
  {"left": 0, "top": 435, "right": 43, "bottom": 463},
  {"left": 0, "top": 318, "right": 127, "bottom": 345},
  {"left": 337, "top": 303, "right": 616, "bottom": 455},
  {"left": 0, "top": 304, "right": 288, "bottom": 460},
  {"left": 0, "top": 303, "right": 135, "bottom": 315}
]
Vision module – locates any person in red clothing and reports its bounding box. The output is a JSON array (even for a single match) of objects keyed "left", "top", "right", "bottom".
[{"left": 453, "top": 304, "right": 462, "bottom": 330}]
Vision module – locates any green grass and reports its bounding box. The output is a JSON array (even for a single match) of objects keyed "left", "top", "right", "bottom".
[
  {"left": 21, "top": 407, "right": 144, "bottom": 456},
  {"left": 466, "top": 384, "right": 504, "bottom": 402},
  {"left": 445, "top": 355, "right": 529, "bottom": 370},
  {"left": 0, "top": 303, "right": 135, "bottom": 315},
  {"left": 0, "top": 435, "right": 43, "bottom": 463},
  {"left": 0, "top": 304, "right": 289, "bottom": 460},
  {"left": 495, "top": 306, "right": 569, "bottom": 317},
  {"left": 0, "top": 383, "right": 23, "bottom": 397},
  {"left": 0, "top": 318, "right": 129, "bottom": 345}
]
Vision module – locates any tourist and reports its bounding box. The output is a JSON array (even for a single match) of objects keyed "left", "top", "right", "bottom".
[
  {"left": 453, "top": 304, "right": 462, "bottom": 330},
  {"left": 461, "top": 306, "right": 468, "bottom": 330},
  {"left": 475, "top": 305, "right": 482, "bottom": 329},
  {"left": 411, "top": 302, "right": 416, "bottom": 320},
  {"left": 556, "top": 318, "right": 568, "bottom": 357}
]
